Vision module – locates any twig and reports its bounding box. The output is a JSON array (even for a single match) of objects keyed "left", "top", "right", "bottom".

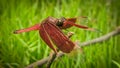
[
  {"left": 80, "top": 27, "right": 120, "bottom": 46},
  {"left": 46, "top": 52, "right": 56, "bottom": 68},
  {"left": 26, "top": 26, "right": 120, "bottom": 68},
  {"left": 25, "top": 52, "right": 64, "bottom": 68}
]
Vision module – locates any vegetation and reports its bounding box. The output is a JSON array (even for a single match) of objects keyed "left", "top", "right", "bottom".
[{"left": 0, "top": 0, "right": 120, "bottom": 68}]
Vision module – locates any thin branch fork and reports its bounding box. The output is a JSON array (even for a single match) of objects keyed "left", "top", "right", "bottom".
[{"left": 26, "top": 26, "right": 120, "bottom": 68}]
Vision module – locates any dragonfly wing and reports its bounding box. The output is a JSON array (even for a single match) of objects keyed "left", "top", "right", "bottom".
[
  {"left": 39, "top": 21, "right": 75, "bottom": 53},
  {"left": 60, "top": 18, "right": 77, "bottom": 29},
  {"left": 39, "top": 23, "right": 58, "bottom": 53},
  {"left": 64, "top": 21, "right": 95, "bottom": 31}
]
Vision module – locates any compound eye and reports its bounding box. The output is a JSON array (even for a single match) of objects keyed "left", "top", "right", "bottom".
[
  {"left": 56, "top": 17, "right": 66, "bottom": 27},
  {"left": 56, "top": 19, "right": 63, "bottom": 26}
]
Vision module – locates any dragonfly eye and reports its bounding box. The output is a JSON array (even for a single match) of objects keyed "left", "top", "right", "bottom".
[{"left": 56, "top": 17, "right": 66, "bottom": 26}]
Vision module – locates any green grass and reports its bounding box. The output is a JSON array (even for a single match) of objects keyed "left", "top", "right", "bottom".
[{"left": 0, "top": 0, "right": 120, "bottom": 68}]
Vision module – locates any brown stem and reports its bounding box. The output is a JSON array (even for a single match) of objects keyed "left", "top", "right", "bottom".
[
  {"left": 80, "top": 27, "right": 120, "bottom": 46},
  {"left": 25, "top": 26, "right": 120, "bottom": 68},
  {"left": 46, "top": 52, "right": 57, "bottom": 68}
]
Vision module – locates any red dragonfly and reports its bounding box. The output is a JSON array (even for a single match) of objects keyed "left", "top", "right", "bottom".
[{"left": 14, "top": 17, "right": 95, "bottom": 54}]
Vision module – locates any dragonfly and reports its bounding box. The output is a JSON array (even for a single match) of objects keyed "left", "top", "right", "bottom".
[{"left": 14, "top": 17, "right": 95, "bottom": 54}]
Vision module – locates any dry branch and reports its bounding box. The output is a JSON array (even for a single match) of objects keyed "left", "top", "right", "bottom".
[
  {"left": 26, "top": 27, "right": 120, "bottom": 68},
  {"left": 46, "top": 52, "right": 56, "bottom": 68}
]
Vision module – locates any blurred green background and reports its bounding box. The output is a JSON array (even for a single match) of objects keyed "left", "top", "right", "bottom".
[{"left": 0, "top": 0, "right": 120, "bottom": 68}]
